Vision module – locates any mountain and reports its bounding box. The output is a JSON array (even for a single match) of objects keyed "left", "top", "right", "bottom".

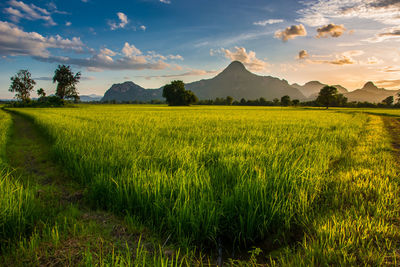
[
  {"left": 80, "top": 94, "right": 103, "bottom": 102},
  {"left": 101, "top": 82, "right": 162, "bottom": 102},
  {"left": 344, "top": 82, "right": 399, "bottom": 103},
  {"left": 185, "top": 61, "right": 305, "bottom": 100},
  {"left": 292, "top": 81, "right": 348, "bottom": 98},
  {"left": 101, "top": 61, "right": 306, "bottom": 102}
]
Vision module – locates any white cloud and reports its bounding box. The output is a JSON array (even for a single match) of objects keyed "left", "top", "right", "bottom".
[
  {"left": 122, "top": 42, "right": 141, "bottom": 57},
  {"left": 216, "top": 46, "right": 270, "bottom": 72},
  {"left": 109, "top": 12, "right": 129, "bottom": 30},
  {"left": 168, "top": 54, "right": 183, "bottom": 60},
  {"left": 297, "top": 0, "right": 400, "bottom": 26},
  {"left": 4, "top": 0, "right": 56, "bottom": 25},
  {"left": 160, "top": 0, "right": 171, "bottom": 4},
  {"left": 65, "top": 21, "right": 71, "bottom": 26},
  {"left": 274, "top": 24, "right": 307, "bottom": 42},
  {"left": 100, "top": 48, "right": 117, "bottom": 57},
  {"left": 140, "top": 25, "right": 146, "bottom": 31},
  {"left": 253, "top": 19, "right": 284, "bottom": 26},
  {"left": 0, "top": 20, "right": 183, "bottom": 72},
  {"left": 0, "top": 21, "right": 83, "bottom": 57}
]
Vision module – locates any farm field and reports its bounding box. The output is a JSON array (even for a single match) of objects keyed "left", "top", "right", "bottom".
[{"left": 1, "top": 105, "right": 399, "bottom": 266}]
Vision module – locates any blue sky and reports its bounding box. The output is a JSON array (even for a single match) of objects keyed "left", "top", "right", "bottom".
[{"left": 1, "top": 0, "right": 400, "bottom": 98}]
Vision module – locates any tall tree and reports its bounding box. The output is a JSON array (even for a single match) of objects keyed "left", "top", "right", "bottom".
[
  {"left": 226, "top": 96, "right": 233, "bottom": 105},
  {"left": 382, "top": 96, "right": 394, "bottom": 106},
  {"left": 162, "top": 80, "right": 198, "bottom": 106},
  {"left": 53, "top": 65, "right": 81, "bottom": 100},
  {"left": 37, "top": 88, "right": 46, "bottom": 98},
  {"left": 9, "top": 70, "right": 36, "bottom": 102},
  {"left": 316, "top": 86, "right": 342, "bottom": 109},
  {"left": 280, "top": 95, "right": 291, "bottom": 106}
]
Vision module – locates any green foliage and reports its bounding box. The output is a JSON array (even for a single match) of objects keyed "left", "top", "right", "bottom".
[
  {"left": 0, "top": 111, "right": 37, "bottom": 247},
  {"left": 7, "top": 96, "right": 65, "bottom": 108},
  {"left": 316, "top": 86, "right": 347, "bottom": 109},
  {"left": 9, "top": 70, "right": 36, "bottom": 102},
  {"left": 162, "top": 80, "right": 198, "bottom": 106},
  {"left": 280, "top": 95, "right": 291, "bottom": 106},
  {"left": 53, "top": 65, "right": 81, "bottom": 101},
  {"left": 382, "top": 95, "right": 394, "bottom": 106},
  {"left": 37, "top": 88, "right": 46, "bottom": 98},
  {"left": 292, "top": 99, "right": 300, "bottom": 106}
]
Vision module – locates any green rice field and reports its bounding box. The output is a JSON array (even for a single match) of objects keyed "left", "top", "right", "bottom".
[{"left": 1, "top": 105, "right": 399, "bottom": 266}]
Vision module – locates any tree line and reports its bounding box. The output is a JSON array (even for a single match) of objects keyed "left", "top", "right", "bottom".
[
  {"left": 163, "top": 82, "right": 399, "bottom": 108},
  {"left": 8, "top": 65, "right": 80, "bottom": 107}
]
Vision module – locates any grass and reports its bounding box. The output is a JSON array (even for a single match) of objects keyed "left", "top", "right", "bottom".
[
  {"left": 0, "top": 109, "right": 194, "bottom": 266},
  {"left": 0, "top": 110, "right": 38, "bottom": 246},
  {"left": 5, "top": 105, "right": 400, "bottom": 266}
]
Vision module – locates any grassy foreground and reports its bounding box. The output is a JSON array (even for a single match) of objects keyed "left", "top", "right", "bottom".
[{"left": 3, "top": 105, "right": 398, "bottom": 265}]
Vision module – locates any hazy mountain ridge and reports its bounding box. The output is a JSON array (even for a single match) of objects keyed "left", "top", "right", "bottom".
[
  {"left": 344, "top": 82, "right": 400, "bottom": 103},
  {"left": 101, "top": 61, "right": 398, "bottom": 103}
]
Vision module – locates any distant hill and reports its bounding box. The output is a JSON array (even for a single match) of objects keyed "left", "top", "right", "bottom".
[
  {"left": 80, "top": 94, "right": 103, "bottom": 102},
  {"left": 185, "top": 61, "right": 305, "bottom": 100},
  {"left": 101, "top": 82, "right": 162, "bottom": 102},
  {"left": 292, "top": 81, "right": 348, "bottom": 98},
  {"left": 102, "top": 61, "right": 306, "bottom": 102},
  {"left": 344, "top": 82, "right": 399, "bottom": 103}
]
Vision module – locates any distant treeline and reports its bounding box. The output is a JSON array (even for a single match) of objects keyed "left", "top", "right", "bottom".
[{"left": 100, "top": 95, "right": 400, "bottom": 108}]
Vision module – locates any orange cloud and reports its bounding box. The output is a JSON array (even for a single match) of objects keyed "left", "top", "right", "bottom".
[
  {"left": 274, "top": 24, "right": 307, "bottom": 42},
  {"left": 316, "top": 23, "right": 346, "bottom": 38}
]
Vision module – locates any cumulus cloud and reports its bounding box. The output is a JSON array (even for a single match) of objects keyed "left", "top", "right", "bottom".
[
  {"left": 274, "top": 24, "right": 307, "bottom": 42},
  {"left": 160, "top": 0, "right": 171, "bottom": 3},
  {"left": 253, "top": 19, "right": 284, "bottom": 26},
  {"left": 0, "top": 21, "right": 83, "bottom": 57},
  {"left": 0, "top": 21, "right": 180, "bottom": 72},
  {"left": 122, "top": 42, "right": 141, "bottom": 56},
  {"left": 4, "top": 0, "right": 56, "bottom": 25},
  {"left": 65, "top": 21, "right": 71, "bottom": 26},
  {"left": 140, "top": 25, "right": 146, "bottom": 31},
  {"left": 297, "top": 50, "right": 309, "bottom": 59},
  {"left": 109, "top": 12, "right": 129, "bottom": 30},
  {"left": 298, "top": 0, "right": 400, "bottom": 26},
  {"left": 316, "top": 23, "right": 346, "bottom": 38},
  {"left": 35, "top": 50, "right": 170, "bottom": 72},
  {"left": 215, "top": 47, "right": 269, "bottom": 72}
]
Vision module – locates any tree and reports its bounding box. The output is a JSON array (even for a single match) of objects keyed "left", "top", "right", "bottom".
[
  {"left": 273, "top": 98, "right": 280, "bottom": 106},
  {"left": 280, "top": 95, "right": 291, "bottom": 106},
  {"left": 9, "top": 70, "right": 36, "bottom": 102},
  {"left": 292, "top": 99, "right": 300, "bottom": 106},
  {"left": 226, "top": 96, "right": 233, "bottom": 105},
  {"left": 316, "top": 86, "right": 340, "bottom": 109},
  {"left": 37, "top": 88, "right": 46, "bottom": 98},
  {"left": 162, "top": 80, "right": 198, "bottom": 106},
  {"left": 53, "top": 65, "right": 81, "bottom": 100},
  {"left": 382, "top": 96, "right": 394, "bottom": 106}
]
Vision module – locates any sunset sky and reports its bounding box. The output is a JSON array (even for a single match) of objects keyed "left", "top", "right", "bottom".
[{"left": 0, "top": 0, "right": 400, "bottom": 98}]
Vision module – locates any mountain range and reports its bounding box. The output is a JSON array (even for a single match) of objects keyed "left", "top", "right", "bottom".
[{"left": 101, "top": 61, "right": 399, "bottom": 103}]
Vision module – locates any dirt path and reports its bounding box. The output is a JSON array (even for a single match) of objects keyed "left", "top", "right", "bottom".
[{"left": 3, "top": 112, "right": 152, "bottom": 266}]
